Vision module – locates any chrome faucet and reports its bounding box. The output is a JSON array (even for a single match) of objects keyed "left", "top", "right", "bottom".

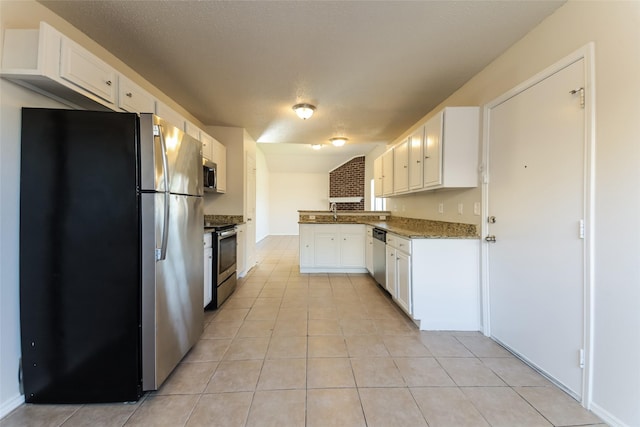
[{"left": 330, "top": 202, "right": 337, "bottom": 221}]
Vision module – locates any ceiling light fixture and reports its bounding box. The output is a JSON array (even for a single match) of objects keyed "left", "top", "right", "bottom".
[
  {"left": 311, "top": 144, "right": 322, "bottom": 150},
  {"left": 329, "top": 137, "right": 348, "bottom": 147},
  {"left": 292, "top": 103, "right": 316, "bottom": 120}
]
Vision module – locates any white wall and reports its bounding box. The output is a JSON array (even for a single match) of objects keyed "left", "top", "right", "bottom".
[
  {"left": 381, "top": 2, "right": 640, "bottom": 425},
  {"left": 0, "top": 79, "right": 70, "bottom": 418},
  {"left": 268, "top": 173, "right": 328, "bottom": 235},
  {"left": 255, "top": 147, "right": 269, "bottom": 242}
]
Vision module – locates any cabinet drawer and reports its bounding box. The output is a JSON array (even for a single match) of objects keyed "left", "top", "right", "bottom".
[{"left": 386, "top": 233, "right": 411, "bottom": 254}]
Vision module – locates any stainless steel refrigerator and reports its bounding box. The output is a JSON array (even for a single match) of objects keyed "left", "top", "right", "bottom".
[{"left": 19, "top": 108, "right": 203, "bottom": 403}]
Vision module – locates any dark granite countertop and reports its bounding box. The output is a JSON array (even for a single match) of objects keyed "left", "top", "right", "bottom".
[{"left": 298, "top": 212, "right": 478, "bottom": 239}]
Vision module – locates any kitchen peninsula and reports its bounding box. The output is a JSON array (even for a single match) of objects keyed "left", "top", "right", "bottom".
[{"left": 299, "top": 211, "right": 481, "bottom": 331}]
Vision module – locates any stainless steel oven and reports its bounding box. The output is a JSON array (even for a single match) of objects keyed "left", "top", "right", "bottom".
[{"left": 205, "top": 224, "right": 237, "bottom": 309}]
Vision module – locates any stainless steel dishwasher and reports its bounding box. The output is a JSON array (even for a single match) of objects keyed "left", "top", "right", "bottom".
[{"left": 372, "top": 228, "right": 386, "bottom": 288}]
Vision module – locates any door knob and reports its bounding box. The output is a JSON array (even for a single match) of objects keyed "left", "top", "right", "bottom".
[{"left": 485, "top": 235, "right": 497, "bottom": 243}]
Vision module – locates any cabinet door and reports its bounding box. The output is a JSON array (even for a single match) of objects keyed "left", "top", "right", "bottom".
[
  {"left": 299, "top": 224, "right": 314, "bottom": 268},
  {"left": 385, "top": 246, "right": 397, "bottom": 298},
  {"left": 204, "top": 247, "right": 213, "bottom": 307},
  {"left": 340, "top": 226, "right": 365, "bottom": 268},
  {"left": 423, "top": 111, "right": 443, "bottom": 187},
  {"left": 60, "top": 37, "right": 117, "bottom": 104},
  {"left": 236, "top": 224, "right": 247, "bottom": 276},
  {"left": 199, "top": 132, "right": 214, "bottom": 160},
  {"left": 118, "top": 75, "right": 155, "bottom": 113},
  {"left": 373, "top": 156, "right": 383, "bottom": 198},
  {"left": 156, "top": 101, "right": 185, "bottom": 131},
  {"left": 382, "top": 149, "right": 394, "bottom": 196},
  {"left": 393, "top": 139, "right": 409, "bottom": 193},
  {"left": 214, "top": 141, "right": 227, "bottom": 193},
  {"left": 185, "top": 121, "right": 201, "bottom": 141},
  {"left": 365, "top": 228, "right": 374, "bottom": 274},
  {"left": 408, "top": 126, "right": 424, "bottom": 190},
  {"left": 395, "top": 250, "right": 411, "bottom": 315},
  {"left": 314, "top": 232, "right": 340, "bottom": 267}
]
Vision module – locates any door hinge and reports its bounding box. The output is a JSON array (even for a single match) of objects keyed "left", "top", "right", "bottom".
[
  {"left": 570, "top": 87, "right": 585, "bottom": 108},
  {"left": 579, "top": 348, "right": 585, "bottom": 368},
  {"left": 579, "top": 219, "right": 585, "bottom": 239}
]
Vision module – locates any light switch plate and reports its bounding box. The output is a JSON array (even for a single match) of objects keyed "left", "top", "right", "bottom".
[{"left": 473, "top": 202, "right": 481, "bottom": 216}]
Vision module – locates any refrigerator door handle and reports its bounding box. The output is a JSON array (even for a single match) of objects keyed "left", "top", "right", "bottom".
[{"left": 155, "top": 125, "right": 170, "bottom": 261}]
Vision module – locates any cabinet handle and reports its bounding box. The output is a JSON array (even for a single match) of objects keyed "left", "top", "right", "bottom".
[
  {"left": 417, "top": 160, "right": 421, "bottom": 163},
  {"left": 126, "top": 92, "right": 133, "bottom": 97},
  {"left": 105, "top": 80, "right": 112, "bottom": 86}
]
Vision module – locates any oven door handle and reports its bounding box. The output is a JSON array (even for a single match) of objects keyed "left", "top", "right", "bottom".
[{"left": 218, "top": 229, "right": 237, "bottom": 238}]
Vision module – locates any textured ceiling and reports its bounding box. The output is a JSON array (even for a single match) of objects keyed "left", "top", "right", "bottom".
[{"left": 39, "top": 0, "right": 564, "bottom": 171}]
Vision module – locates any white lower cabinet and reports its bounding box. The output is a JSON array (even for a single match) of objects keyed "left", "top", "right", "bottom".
[
  {"left": 382, "top": 232, "right": 479, "bottom": 330},
  {"left": 236, "top": 224, "right": 247, "bottom": 277},
  {"left": 299, "top": 224, "right": 366, "bottom": 273},
  {"left": 385, "top": 245, "right": 397, "bottom": 299},
  {"left": 412, "top": 239, "right": 480, "bottom": 330},
  {"left": 203, "top": 233, "right": 213, "bottom": 308},
  {"left": 365, "top": 226, "right": 373, "bottom": 274},
  {"left": 385, "top": 233, "right": 411, "bottom": 315}
]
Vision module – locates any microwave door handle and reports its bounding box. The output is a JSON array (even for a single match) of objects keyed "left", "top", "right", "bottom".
[
  {"left": 213, "top": 165, "right": 217, "bottom": 190},
  {"left": 155, "top": 124, "right": 170, "bottom": 261}
]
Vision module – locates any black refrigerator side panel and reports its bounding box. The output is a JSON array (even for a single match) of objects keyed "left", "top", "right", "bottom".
[{"left": 19, "top": 108, "right": 142, "bottom": 403}]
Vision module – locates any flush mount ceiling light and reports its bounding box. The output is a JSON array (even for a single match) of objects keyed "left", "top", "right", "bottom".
[
  {"left": 329, "top": 137, "right": 348, "bottom": 147},
  {"left": 292, "top": 103, "right": 316, "bottom": 120},
  {"left": 310, "top": 144, "right": 322, "bottom": 150}
]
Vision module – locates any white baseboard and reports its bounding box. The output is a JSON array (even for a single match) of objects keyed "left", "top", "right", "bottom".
[
  {"left": 0, "top": 394, "right": 24, "bottom": 420},
  {"left": 590, "top": 401, "right": 630, "bottom": 427}
]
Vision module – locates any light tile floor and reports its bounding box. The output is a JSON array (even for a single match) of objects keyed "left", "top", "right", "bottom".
[{"left": 1, "top": 236, "right": 606, "bottom": 427}]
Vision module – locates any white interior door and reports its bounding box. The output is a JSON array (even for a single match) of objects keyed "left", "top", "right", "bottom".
[{"left": 486, "top": 58, "right": 585, "bottom": 398}]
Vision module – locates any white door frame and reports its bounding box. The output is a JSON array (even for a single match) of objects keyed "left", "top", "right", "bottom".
[{"left": 480, "top": 43, "right": 596, "bottom": 407}]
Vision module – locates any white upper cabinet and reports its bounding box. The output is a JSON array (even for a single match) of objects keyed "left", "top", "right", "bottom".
[
  {"left": 374, "top": 106, "right": 479, "bottom": 197},
  {"left": 393, "top": 138, "right": 409, "bottom": 194},
  {"left": 1, "top": 22, "right": 116, "bottom": 110},
  {"left": 118, "top": 75, "right": 155, "bottom": 113},
  {"left": 408, "top": 126, "right": 425, "bottom": 190},
  {"left": 185, "top": 120, "right": 202, "bottom": 141},
  {"left": 213, "top": 141, "right": 227, "bottom": 193},
  {"left": 155, "top": 101, "right": 186, "bottom": 131},
  {"left": 424, "top": 107, "right": 479, "bottom": 189},
  {"left": 382, "top": 149, "right": 394, "bottom": 196},
  {"left": 59, "top": 37, "right": 117, "bottom": 104},
  {"left": 373, "top": 156, "right": 383, "bottom": 198},
  {"left": 423, "top": 111, "right": 442, "bottom": 187},
  {"left": 200, "top": 132, "right": 214, "bottom": 160}
]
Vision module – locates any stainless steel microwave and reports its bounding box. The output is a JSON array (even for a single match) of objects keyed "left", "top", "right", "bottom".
[{"left": 203, "top": 159, "right": 217, "bottom": 192}]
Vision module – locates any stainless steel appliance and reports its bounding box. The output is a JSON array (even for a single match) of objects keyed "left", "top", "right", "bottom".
[
  {"left": 372, "top": 228, "right": 387, "bottom": 288},
  {"left": 205, "top": 224, "right": 237, "bottom": 309},
  {"left": 203, "top": 159, "right": 217, "bottom": 192},
  {"left": 19, "top": 109, "right": 204, "bottom": 403}
]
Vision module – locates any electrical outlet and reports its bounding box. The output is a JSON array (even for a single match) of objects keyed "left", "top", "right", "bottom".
[
  {"left": 309, "top": 215, "right": 316, "bottom": 220},
  {"left": 438, "top": 202, "right": 444, "bottom": 214},
  {"left": 457, "top": 203, "right": 463, "bottom": 215},
  {"left": 379, "top": 215, "right": 386, "bottom": 220}
]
